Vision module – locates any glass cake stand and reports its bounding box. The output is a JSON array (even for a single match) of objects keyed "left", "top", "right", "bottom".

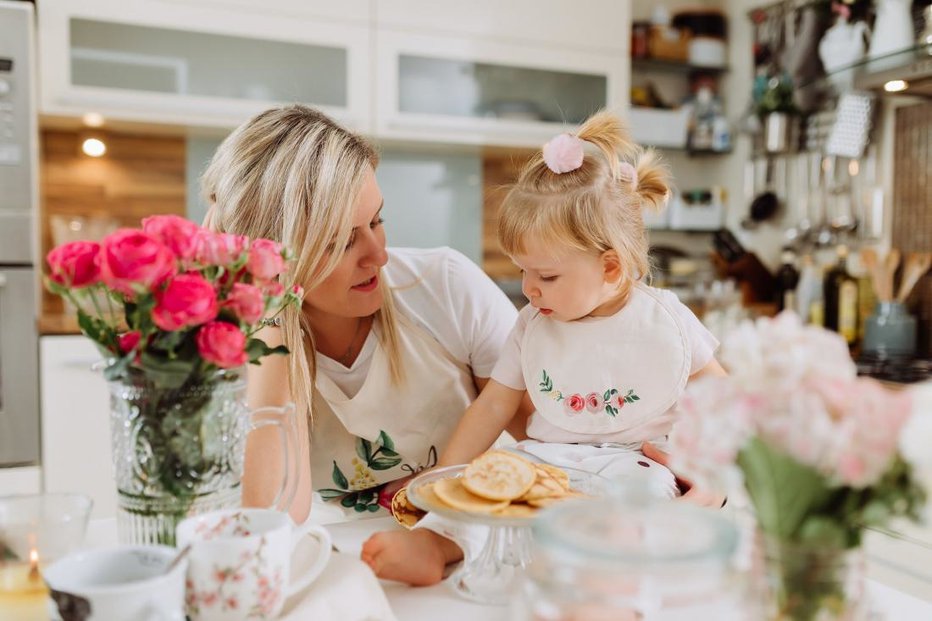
[{"left": 406, "top": 464, "right": 607, "bottom": 605}]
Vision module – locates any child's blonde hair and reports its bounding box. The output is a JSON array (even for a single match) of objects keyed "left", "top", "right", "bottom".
[{"left": 498, "top": 110, "right": 669, "bottom": 299}]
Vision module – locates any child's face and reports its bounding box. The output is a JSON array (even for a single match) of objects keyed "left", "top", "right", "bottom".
[{"left": 513, "top": 240, "right": 621, "bottom": 321}]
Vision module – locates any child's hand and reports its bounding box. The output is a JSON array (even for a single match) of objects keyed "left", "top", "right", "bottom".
[{"left": 640, "top": 442, "right": 726, "bottom": 508}]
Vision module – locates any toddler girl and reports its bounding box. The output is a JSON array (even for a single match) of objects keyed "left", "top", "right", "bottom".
[{"left": 363, "top": 110, "right": 725, "bottom": 584}]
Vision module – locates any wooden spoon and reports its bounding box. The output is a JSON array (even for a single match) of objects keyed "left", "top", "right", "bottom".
[
  {"left": 896, "top": 252, "right": 932, "bottom": 302},
  {"left": 882, "top": 248, "right": 901, "bottom": 302},
  {"left": 860, "top": 248, "right": 882, "bottom": 300}
]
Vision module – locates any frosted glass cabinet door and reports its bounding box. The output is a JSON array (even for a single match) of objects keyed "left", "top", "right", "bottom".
[
  {"left": 376, "top": 30, "right": 628, "bottom": 147},
  {"left": 38, "top": 1, "right": 371, "bottom": 130}
]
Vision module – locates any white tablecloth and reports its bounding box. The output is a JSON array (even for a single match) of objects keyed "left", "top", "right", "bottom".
[{"left": 85, "top": 516, "right": 932, "bottom": 621}]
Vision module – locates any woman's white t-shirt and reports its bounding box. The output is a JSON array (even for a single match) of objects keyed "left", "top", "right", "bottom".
[{"left": 317, "top": 247, "right": 518, "bottom": 397}]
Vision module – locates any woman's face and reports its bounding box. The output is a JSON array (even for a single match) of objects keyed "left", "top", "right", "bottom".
[{"left": 304, "top": 167, "right": 388, "bottom": 320}]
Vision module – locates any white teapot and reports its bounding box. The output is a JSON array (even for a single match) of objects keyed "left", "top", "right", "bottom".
[
  {"left": 818, "top": 17, "right": 869, "bottom": 92},
  {"left": 869, "top": 0, "right": 914, "bottom": 62}
]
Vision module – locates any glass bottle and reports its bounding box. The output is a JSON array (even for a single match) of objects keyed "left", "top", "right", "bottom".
[
  {"left": 512, "top": 496, "right": 753, "bottom": 620},
  {"left": 823, "top": 245, "right": 859, "bottom": 345},
  {"left": 774, "top": 248, "right": 800, "bottom": 313}
]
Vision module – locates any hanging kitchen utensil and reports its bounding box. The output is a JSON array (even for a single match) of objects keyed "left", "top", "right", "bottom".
[
  {"left": 743, "top": 157, "right": 781, "bottom": 229},
  {"left": 826, "top": 92, "right": 875, "bottom": 159}
]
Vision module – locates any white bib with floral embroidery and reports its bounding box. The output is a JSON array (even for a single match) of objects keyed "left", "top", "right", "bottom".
[{"left": 521, "top": 283, "right": 690, "bottom": 438}]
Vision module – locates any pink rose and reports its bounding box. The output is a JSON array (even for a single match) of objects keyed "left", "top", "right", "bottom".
[
  {"left": 152, "top": 273, "right": 219, "bottom": 331},
  {"left": 585, "top": 392, "right": 601, "bottom": 413},
  {"left": 223, "top": 282, "right": 265, "bottom": 324},
  {"left": 290, "top": 284, "right": 304, "bottom": 299},
  {"left": 118, "top": 331, "right": 141, "bottom": 353},
  {"left": 46, "top": 241, "right": 101, "bottom": 287},
  {"left": 564, "top": 394, "right": 585, "bottom": 415},
  {"left": 247, "top": 239, "right": 285, "bottom": 281},
  {"left": 260, "top": 281, "right": 285, "bottom": 297},
  {"left": 100, "top": 229, "right": 177, "bottom": 296},
  {"left": 615, "top": 395, "right": 626, "bottom": 410},
  {"left": 195, "top": 231, "right": 248, "bottom": 267},
  {"left": 196, "top": 321, "right": 248, "bottom": 368},
  {"left": 142, "top": 215, "right": 200, "bottom": 262}
]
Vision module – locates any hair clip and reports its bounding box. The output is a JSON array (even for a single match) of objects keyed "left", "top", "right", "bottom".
[
  {"left": 619, "top": 162, "right": 639, "bottom": 191},
  {"left": 260, "top": 317, "right": 283, "bottom": 327},
  {"left": 542, "top": 133, "right": 585, "bottom": 174}
]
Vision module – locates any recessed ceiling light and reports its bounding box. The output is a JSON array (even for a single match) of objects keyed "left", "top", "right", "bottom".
[
  {"left": 82, "top": 137, "right": 106, "bottom": 157},
  {"left": 82, "top": 112, "right": 105, "bottom": 127},
  {"left": 884, "top": 80, "right": 908, "bottom": 93}
]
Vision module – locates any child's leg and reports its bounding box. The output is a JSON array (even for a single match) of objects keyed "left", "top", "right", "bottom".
[{"left": 361, "top": 513, "right": 489, "bottom": 585}]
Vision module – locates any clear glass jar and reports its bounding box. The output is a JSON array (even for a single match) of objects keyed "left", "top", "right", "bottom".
[{"left": 512, "top": 497, "right": 753, "bottom": 620}]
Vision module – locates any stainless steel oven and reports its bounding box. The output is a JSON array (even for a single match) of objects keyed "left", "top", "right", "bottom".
[{"left": 0, "top": 0, "right": 39, "bottom": 468}]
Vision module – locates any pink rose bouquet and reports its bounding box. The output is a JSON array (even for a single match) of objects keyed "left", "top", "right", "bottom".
[
  {"left": 45, "top": 215, "right": 304, "bottom": 545},
  {"left": 670, "top": 313, "right": 925, "bottom": 620},
  {"left": 45, "top": 214, "right": 302, "bottom": 386}
]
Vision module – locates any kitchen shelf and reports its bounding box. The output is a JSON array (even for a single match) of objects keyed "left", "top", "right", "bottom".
[
  {"left": 643, "top": 144, "right": 732, "bottom": 157},
  {"left": 795, "top": 42, "right": 931, "bottom": 95},
  {"left": 632, "top": 58, "right": 728, "bottom": 75}
]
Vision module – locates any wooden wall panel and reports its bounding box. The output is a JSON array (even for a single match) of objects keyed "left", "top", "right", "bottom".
[
  {"left": 39, "top": 129, "right": 186, "bottom": 327},
  {"left": 893, "top": 104, "right": 932, "bottom": 357},
  {"left": 481, "top": 148, "right": 534, "bottom": 280}
]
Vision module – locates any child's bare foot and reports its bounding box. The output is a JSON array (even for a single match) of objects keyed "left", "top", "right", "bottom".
[{"left": 361, "top": 528, "right": 463, "bottom": 586}]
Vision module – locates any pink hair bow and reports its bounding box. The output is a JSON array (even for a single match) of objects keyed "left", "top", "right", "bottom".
[
  {"left": 542, "top": 133, "right": 585, "bottom": 174},
  {"left": 619, "top": 162, "right": 638, "bottom": 190}
]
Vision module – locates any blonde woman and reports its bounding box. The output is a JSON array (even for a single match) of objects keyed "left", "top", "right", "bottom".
[
  {"left": 203, "top": 105, "right": 531, "bottom": 582},
  {"left": 363, "top": 110, "right": 727, "bottom": 585}
]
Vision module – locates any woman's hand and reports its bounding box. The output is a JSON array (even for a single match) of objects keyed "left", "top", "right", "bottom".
[{"left": 641, "top": 441, "right": 726, "bottom": 508}]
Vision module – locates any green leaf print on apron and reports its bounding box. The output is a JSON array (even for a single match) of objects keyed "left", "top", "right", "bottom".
[{"left": 310, "top": 313, "right": 477, "bottom": 517}]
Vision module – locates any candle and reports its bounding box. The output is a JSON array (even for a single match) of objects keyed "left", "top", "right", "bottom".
[{"left": 0, "top": 549, "right": 50, "bottom": 621}]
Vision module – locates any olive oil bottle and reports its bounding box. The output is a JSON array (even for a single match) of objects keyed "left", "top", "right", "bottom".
[{"left": 823, "top": 245, "right": 858, "bottom": 345}]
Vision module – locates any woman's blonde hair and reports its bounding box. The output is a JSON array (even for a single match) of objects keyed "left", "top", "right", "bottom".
[
  {"left": 498, "top": 110, "right": 669, "bottom": 299},
  {"left": 202, "top": 104, "right": 404, "bottom": 420}
]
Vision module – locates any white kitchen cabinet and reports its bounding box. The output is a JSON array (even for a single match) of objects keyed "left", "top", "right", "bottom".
[
  {"left": 0, "top": 466, "right": 42, "bottom": 495},
  {"left": 37, "top": 0, "right": 371, "bottom": 131},
  {"left": 374, "top": 0, "right": 629, "bottom": 53},
  {"left": 40, "top": 336, "right": 114, "bottom": 520},
  {"left": 155, "top": 0, "right": 371, "bottom": 25},
  {"left": 374, "top": 29, "right": 629, "bottom": 147}
]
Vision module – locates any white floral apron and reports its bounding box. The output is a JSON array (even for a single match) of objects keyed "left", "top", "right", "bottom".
[
  {"left": 311, "top": 313, "right": 477, "bottom": 514},
  {"left": 523, "top": 283, "right": 691, "bottom": 445}
]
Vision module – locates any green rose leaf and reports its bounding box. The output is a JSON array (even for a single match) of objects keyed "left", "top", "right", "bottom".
[
  {"left": 318, "top": 488, "right": 345, "bottom": 500},
  {"left": 341, "top": 494, "right": 357, "bottom": 508},
  {"left": 603, "top": 390, "right": 611, "bottom": 401},
  {"left": 138, "top": 351, "right": 195, "bottom": 390},
  {"left": 246, "top": 337, "right": 289, "bottom": 365}
]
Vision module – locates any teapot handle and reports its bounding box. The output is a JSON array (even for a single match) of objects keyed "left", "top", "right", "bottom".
[{"left": 248, "top": 403, "right": 299, "bottom": 512}]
